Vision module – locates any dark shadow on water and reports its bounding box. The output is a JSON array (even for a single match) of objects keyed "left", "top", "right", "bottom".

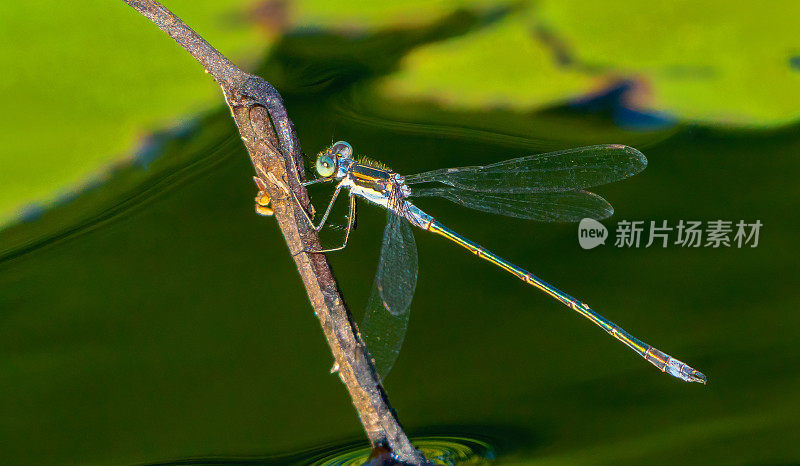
[
  {"left": 568, "top": 79, "right": 676, "bottom": 130},
  {"left": 263, "top": 4, "right": 522, "bottom": 95}
]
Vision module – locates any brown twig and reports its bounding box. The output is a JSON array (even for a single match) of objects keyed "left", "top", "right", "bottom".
[{"left": 120, "top": 1, "right": 425, "bottom": 463}]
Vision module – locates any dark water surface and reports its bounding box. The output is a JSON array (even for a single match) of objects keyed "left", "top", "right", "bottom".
[{"left": 2, "top": 13, "right": 799, "bottom": 465}]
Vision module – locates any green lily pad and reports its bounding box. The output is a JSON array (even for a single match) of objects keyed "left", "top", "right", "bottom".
[
  {"left": 379, "top": 1, "right": 800, "bottom": 126},
  {"left": 0, "top": 0, "right": 266, "bottom": 225}
]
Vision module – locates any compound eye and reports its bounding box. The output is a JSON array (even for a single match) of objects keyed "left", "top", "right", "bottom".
[
  {"left": 331, "top": 141, "right": 352, "bottom": 158},
  {"left": 315, "top": 155, "right": 336, "bottom": 178}
]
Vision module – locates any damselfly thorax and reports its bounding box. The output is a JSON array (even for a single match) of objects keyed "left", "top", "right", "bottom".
[{"left": 341, "top": 159, "right": 412, "bottom": 213}]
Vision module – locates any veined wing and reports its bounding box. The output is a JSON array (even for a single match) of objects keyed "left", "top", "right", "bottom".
[
  {"left": 412, "top": 187, "right": 613, "bottom": 222},
  {"left": 361, "top": 210, "right": 418, "bottom": 379},
  {"left": 404, "top": 145, "right": 646, "bottom": 193}
]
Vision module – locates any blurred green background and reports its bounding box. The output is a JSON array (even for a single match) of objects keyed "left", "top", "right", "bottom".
[{"left": 1, "top": 1, "right": 798, "bottom": 464}]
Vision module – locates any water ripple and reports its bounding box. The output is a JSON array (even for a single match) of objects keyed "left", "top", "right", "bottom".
[{"left": 148, "top": 436, "right": 495, "bottom": 465}]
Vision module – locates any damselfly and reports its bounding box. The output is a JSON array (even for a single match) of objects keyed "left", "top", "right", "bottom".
[{"left": 256, "top": 142, "right": 706, "bottom": 384}]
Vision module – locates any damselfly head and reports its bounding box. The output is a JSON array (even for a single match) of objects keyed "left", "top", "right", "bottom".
[{"left": 315, "top": 141, "right": 353, "bottom": 179}]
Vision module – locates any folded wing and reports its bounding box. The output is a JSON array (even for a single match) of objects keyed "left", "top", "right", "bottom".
[
  {"left": 404, "top": 144, "right": 646, "bottom": 193},
  {"left": 360, "top": 211, "right": 418, "bottom": 379},
  {"left": 412, "top": 187, "right": 614, "bottom": 222}
]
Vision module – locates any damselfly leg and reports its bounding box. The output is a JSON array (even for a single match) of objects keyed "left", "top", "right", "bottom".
[
  {"left": 305, "top": 194, "right": 357, "bottom": 253},
  {"left": 290, "top": 180, "right": 358, "bottom": 253}
]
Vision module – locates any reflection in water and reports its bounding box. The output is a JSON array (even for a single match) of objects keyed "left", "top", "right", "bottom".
[{"left": 147, "top": 436, "right": 494, "bottom": 465}]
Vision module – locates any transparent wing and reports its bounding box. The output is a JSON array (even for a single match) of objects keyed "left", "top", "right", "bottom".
[
  {"left": 360, "top": 210, "right": 418, "bottom": 379},
  {"left": 413, "top": 187, "right": 613, "bottom": 222},
  {"left": 404, "top": 144, "right": 646, "bottom": 193}
]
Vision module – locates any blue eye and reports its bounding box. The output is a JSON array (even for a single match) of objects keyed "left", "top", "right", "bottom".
[
  {"left": 332, "top": 141, "right": 352, "bottom": 158},
  {"left": 316, "top": 155, "right": 336, "bottom": 178}
]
